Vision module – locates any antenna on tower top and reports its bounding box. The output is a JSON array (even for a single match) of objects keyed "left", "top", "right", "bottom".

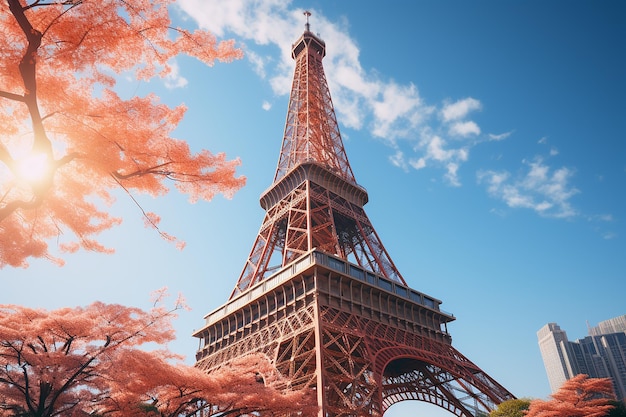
[{"left": 304, "top": 10, "right": 311, "bottom": 32}]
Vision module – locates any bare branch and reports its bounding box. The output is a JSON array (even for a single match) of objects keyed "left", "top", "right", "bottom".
[{"left": 0, "top": 90, "right": 25, "bottom": 102}]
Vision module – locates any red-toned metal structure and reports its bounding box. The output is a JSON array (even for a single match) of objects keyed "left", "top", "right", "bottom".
[{"left": 194, "top": 14, "right": 514, "bottom": 417}]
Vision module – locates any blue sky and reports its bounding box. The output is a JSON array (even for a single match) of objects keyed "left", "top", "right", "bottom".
[{"left": 3, "top": 1, "right": 625, "bottom": 416}]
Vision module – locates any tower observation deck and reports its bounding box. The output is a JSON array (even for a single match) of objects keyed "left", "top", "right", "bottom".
[{"left": 194, "top": 13, "right": 514, "bottom": 417}]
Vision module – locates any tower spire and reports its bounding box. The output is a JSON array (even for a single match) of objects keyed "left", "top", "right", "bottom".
[
  {"left": 273, "top": 12, "right": 355, "bottom": 185},
  {"left": 304, "top": 10, "right": 311, "bottom": 32}
]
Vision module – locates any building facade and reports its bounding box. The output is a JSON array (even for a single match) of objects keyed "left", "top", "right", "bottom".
[
  {"left": 537, "top": 315, "right": 626, "bottom": 401},
  {"left": 537, "top": 323, "right": 575, "bottom": 393}
]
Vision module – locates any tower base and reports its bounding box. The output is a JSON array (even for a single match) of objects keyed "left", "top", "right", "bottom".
[{"left": 195, "top": 250, "right": 514, "bottom": 416}]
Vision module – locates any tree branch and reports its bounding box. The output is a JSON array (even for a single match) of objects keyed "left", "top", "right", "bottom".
[
  {"left": 112, "top": 161, "right": 176, "bottom": 180},
  {"left": 7, "top": 0, "right": 52, "bottom": 157},
  {"left": 23, "top": 0, "right": 82, "bottom": 11},
  {"left": 110, "top": 174, "right": 176, "bottom": 242},
  {"left": 0, "top": 90, "right": 25, "bottom": 102}
]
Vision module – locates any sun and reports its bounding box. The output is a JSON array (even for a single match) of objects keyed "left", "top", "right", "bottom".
[{"left": 16, "top": 153, "right": 50, "bottom": 183}]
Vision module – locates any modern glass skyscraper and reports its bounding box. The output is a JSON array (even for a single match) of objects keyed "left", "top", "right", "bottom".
[{"left": 537, "top": 315, "right": 626, "bottom": 401}]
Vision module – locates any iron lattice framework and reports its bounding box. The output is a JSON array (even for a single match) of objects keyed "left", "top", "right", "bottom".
[
  {"left": 195, "top": 16, "right": 514, "bottom": 417},
  {"left": 231, "top": 25, "right": 404, "bottom": 299}
]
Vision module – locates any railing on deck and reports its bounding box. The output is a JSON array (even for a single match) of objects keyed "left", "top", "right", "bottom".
[{"left": 202, "top": 250, "right": 452, "bottom": 327}]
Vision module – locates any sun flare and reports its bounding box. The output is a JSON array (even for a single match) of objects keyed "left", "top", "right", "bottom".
[{"left": 16, "top": 153, "right": 50, "bottom": 183}]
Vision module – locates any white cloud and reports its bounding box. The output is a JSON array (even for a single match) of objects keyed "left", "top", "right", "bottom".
[
  {"left": 173, "top": 2, "right": 506, "bottom": 187},
  {"left": 426, "top": 135, "right": 453, "bottom": 162},
  {"left": 262, "top": 101, "right": 272, "bottom": 111},
  {"left": 441, "top": 97, "right": 482, "bottom": 122},
  {"left": 389, "top": 150, "right": 408, "bottom": 172},
  {"left": 176, "top": 0, "right": 434, "bottom": 145},
  {"left": 333, "top": 63, "right": 377, "bottom": 96},
  {"left": 406, "top": 131, "right": 469, "bottom": 186},
  {"left": 537, "top": 136, "right": 559, "bottom": 156},
  {"left": 488, "top": 131, "right": 512, "bottom": 141},
  {"left": 177, "top": 0, "right": 294, "bottom": 45},
  {"left": 449, "top": 120, "right": 480, "bottom": 137},
  {"left": 246, "top": 50, "right": 267, "bottom": 78},
  {"left": 409, "top": 157, "right": 426, "bottom": 170},
  {"left": 332, "top": 94, "right": 364, "bottom": 131},
  {"left": 414, "top": 97, "right": 482, "bottom": 182},
  {"left": 269, "top": 71, "right": 292, "bottom": 97},
  {"left": 371, "top": 82, "right": 432, "bottom": 140},
  {"left": 602, "top": 232, "right": 617, "bottom": 240},
  {"left": 445, "top": 163, "right": 461, "bottom": 187},
  {"left": 440, "top": 98, "right": 482, "bottom": 142},
  {"left": 163, "top": 60, "right": 188, "bottom": 89},
  {"left": 477, "top": 157, "right": 579, "bottom": 218}
]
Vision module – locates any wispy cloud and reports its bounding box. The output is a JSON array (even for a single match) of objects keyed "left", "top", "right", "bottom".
[
  {"left": 602, "top": 232, "right": 617, "bottom": 240},
  {"left": 176, "top": 1, "right": 590, "bottom": 220},
  {"left": 489, "top": 131, "right": 513, "bottom": 141},
  {"left": 369, "top": 82, "right": 433, "bottom": 140},
  {"left": 246, "top": 49, "right": 267, "bottom": 79},
  {"left": 538, "top": 136, "right": 560, "bottom": 156},
  {"left": 441, "top": 97, "right": 482, "bottom": 122},
  {"left": 176, "top": 0, "right": 485, "bottom": 186},
  {"left": 440, "top": 98, "right": 482, "bottom": 139},
  {"left": 163, "top": 60, "right": 188, "bottom": 89},
  {"left": 390, "top": 96, "right": 483, "bottom": 186},
  {"left": 585, "top": 214, "right": 617, "bottom": 239},
  {"left": 449, "top": 121, "right": 480, "bottom": 138},
  {"left": 594, "top": 214, "right": 614, "bottom": 222},
  {"left": 389, "top": 150, "right": 409, "bottom": 172},
  {"left": 477, "top": 157, "right": 579, "bottom": 218},
  {"left": 405, "top": 128, "right": 471, "bottom": 186}
]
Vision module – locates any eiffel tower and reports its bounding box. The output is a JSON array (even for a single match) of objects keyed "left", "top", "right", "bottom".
[{"left": 194, "top": 13, "right": 514, "bottom": 417}]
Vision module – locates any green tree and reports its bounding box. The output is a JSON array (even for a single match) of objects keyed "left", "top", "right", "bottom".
[{"left": 489, "top": 398, "right": 531, "bottom": 417}]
